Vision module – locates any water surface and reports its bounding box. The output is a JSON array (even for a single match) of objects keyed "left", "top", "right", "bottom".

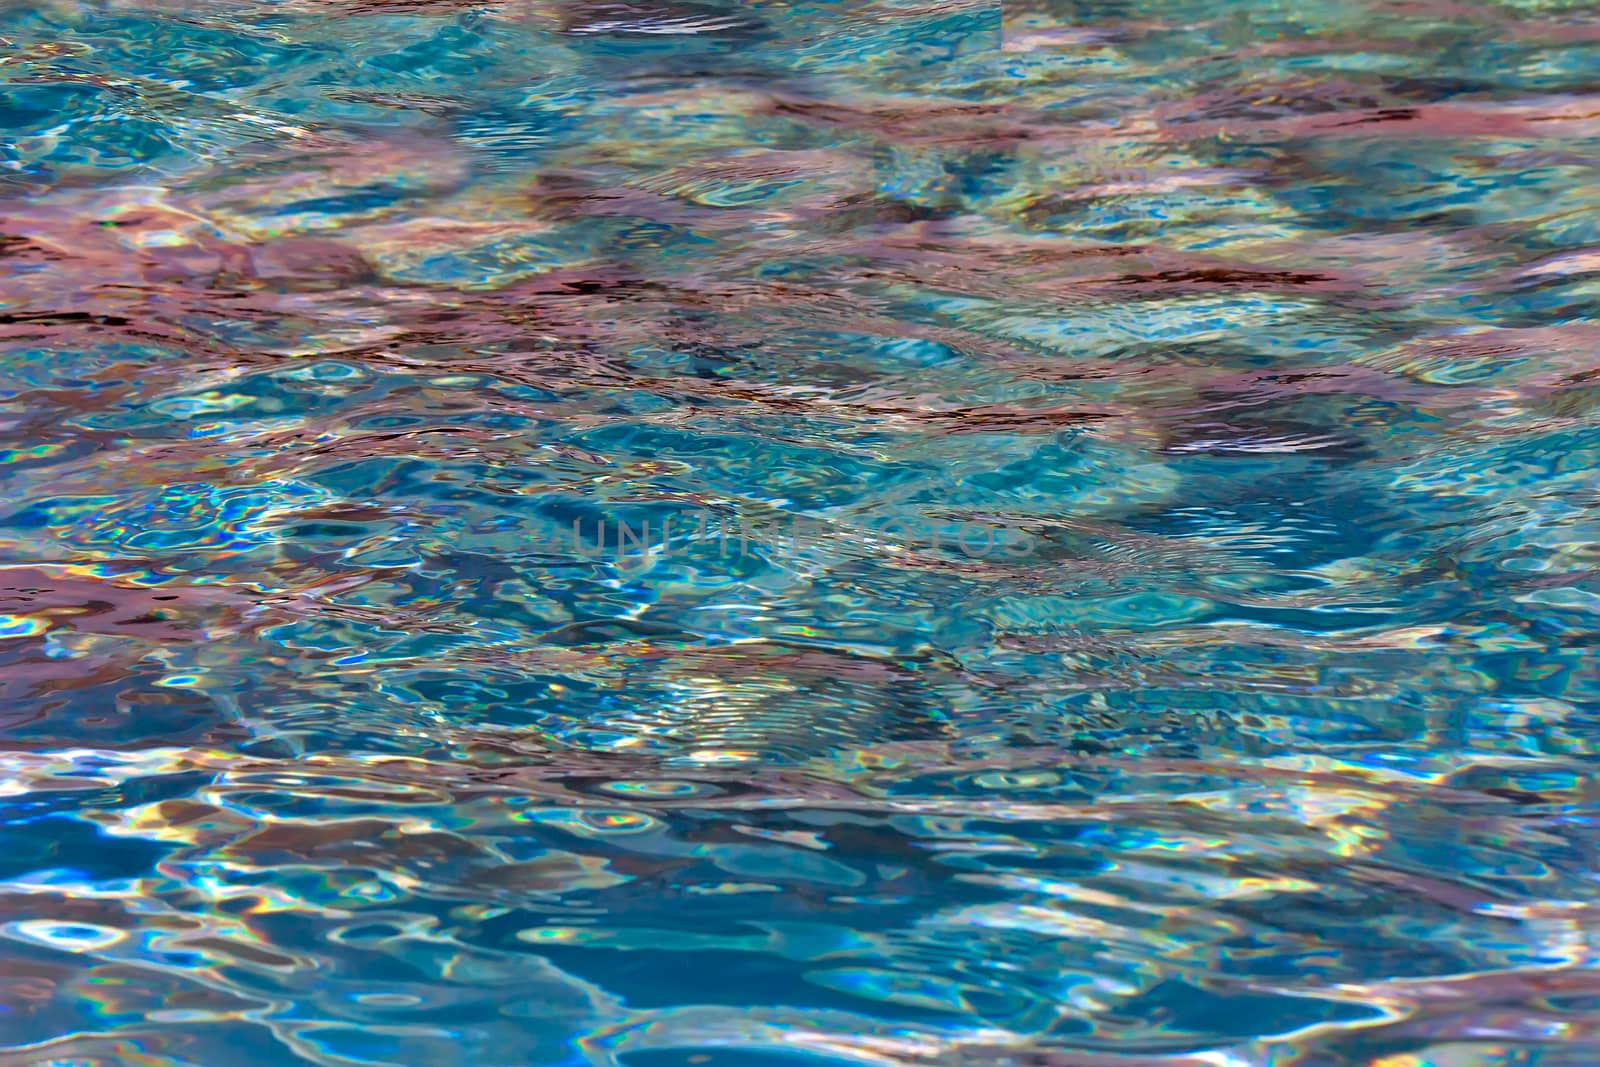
[{"left": 3, "top": 0, "right": 1600, "bottom": 1064}]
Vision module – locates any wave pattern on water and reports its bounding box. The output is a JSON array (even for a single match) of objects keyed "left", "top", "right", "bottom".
[{"left": 2, "top": 0, "right": 1600, "bottom": 1063}]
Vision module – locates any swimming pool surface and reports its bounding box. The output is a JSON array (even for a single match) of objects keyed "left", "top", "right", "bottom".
[{"left": 2, "top": 0, "right": 1600, "bottom": 1063}]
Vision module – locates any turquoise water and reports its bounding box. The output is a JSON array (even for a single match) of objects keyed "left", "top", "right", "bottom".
[{"left": 3, "top": 0, "right": 1600, "bottom": 1063}]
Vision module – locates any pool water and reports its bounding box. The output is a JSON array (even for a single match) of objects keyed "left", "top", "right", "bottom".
[{"left": 2, "top": 0, "right": 1600, "bottom": 1064}]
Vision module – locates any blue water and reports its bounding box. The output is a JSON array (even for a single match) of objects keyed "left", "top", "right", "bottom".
[{"left": 2, "top": 0, "right": 1600, "bottom": 1064}]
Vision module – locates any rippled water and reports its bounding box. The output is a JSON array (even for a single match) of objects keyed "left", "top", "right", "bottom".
[{"left": 3, "top": 0, "right": 1600, "bottom": 1063}]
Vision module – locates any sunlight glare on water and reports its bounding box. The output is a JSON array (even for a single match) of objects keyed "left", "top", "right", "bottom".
[{"left": 2, "top": 0, "right": 1600, "bottom": 1064}]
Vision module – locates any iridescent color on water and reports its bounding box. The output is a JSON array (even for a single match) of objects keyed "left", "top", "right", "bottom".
[{"left": 2, "top": 0, "right": 1600, "bottom": 1064}]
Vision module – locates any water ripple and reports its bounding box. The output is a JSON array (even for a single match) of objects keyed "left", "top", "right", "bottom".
[{"left": 3, "top": 0, "right": 1600, "bottom": 1063}]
